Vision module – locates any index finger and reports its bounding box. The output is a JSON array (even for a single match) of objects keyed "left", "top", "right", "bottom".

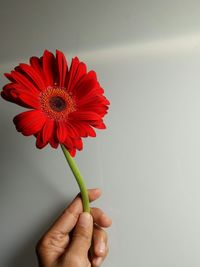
[{"left": 45, "top": 188, "right": 101, "bottom": 237}]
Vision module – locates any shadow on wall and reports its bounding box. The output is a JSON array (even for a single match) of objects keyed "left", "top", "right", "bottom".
[
  {"left": 0, "top": 108, "right": 72, "bottom": 267},
  {"left": 9, "top": 198, "right": 75, "bottom": 267},
  {"left": 6, "top": 200, "right": 71, "bottom": 267}
]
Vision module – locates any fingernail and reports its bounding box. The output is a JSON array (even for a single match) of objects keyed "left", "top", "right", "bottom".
[
  {"left": 79, "top": 212, "right": 92, "bottom": 228},
  {"left": 93, "top": 257, "right": 103, "bottom": 266},
  {"left": 97, "top": 241, "right": 106, "bottom": 254}
]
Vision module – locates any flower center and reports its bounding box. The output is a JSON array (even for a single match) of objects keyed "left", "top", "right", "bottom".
[
  {"left": 40, "top": 86, "right": 76, "bottom": 120},
  {"left": 49, "top": 96, "right": 67, "bottom": 112}
]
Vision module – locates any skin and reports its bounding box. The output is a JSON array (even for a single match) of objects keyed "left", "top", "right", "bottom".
[{"left": 36, "top": 188, "right": 112, "bottom": 267}]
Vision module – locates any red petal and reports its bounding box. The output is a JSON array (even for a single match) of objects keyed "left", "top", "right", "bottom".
[
  {"left": 18, "top": 92, "right": 40, "bottom": 109},
  {"left": 70, "top": 111, "right": 101, "bottom": 121},
  {"left": 90, "top": 120, "right": 106, "bottom": 129},
  {"left": 66, "top": 122, "right": 79, "bottom": 138},
  {"left": 74, "top": 138, "right": 83, "bottom": 150},
  {"left": 36, "top": 119, "right": 54, "bottom": 149},
  {"left": 2, "top": 83, "right": 40, "bottom": 109},
  {"left": 42, "top": 119, "right": 54, "bottom": 143},
  {"left": 43, "top": 50, "right": 57, "bottom": 86},
  {"left": 49, "top": 137, "right": 59, "bottom": 149},
  {"left": 72, "top": 122, "right": 96, "bottom": 137},
  {"left": 68, "top": 147, "right": 76, "bottom": 157},
  {"left": 30, "top": 56, "right": 48, "bottom": 86},
  {"left": 36, "top": 131, "right": 47, "bottom": 149},
  {"left": 49, "top": 123, "right": 59, "bottom": 148},
  {"left": 88, "top": 70, "right": 97, "bottom": 79},
  {"left": 66, "top": 57, "right": 87, "bottom": 91},
  {"left": 63, "top": 137, "right": 73, "bottom": 149},
  {"left": 13, "top": 110, "right": 46, "bottom": 136},
  {"left": 56, "top": 121, "right": 68, "bottom": 143},
  {"left": 4, "top": 73, "right": 15, "bottom": 82},
  {"left": 79, "top": 102, "right": 108, "bottom": 115},
  {"left": 30, "top": 57, "right": 42, "bottom": 72},
  {"left": 78, "top": 94, "right": 110, "bottom": 108},
  {"left": 75, "top": 77, "right": 97, "bottom": 99},
  {"left": 56, "top": 50, "right": 68, "bottom": 87},
  {"left": 9, "top": 70, "right": 39, "bottom": 95},
  {"left": 19, "top": 63, "right": 46, "bottom": 91}
]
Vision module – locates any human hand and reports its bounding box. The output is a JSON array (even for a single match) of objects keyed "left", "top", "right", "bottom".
[{"left": 36, "top": 188, "right": 112, "bottom": 267}]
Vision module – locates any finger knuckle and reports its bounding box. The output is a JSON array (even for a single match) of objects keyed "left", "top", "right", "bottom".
[
  {"left": 94, "top": 227, "right": 108, "bottom": 243},
  {"left": 73, "top": 231, "right": 91, "bottom": 244},
  {"left": 65, "top": 253, "right": 89, "bottom": 267},
  {"left": 63, "top": 208, "right": 79, "bottom": 220},
  {"left": 36, "top": 232, "right": 67, "bottom": 252},
  {"left": 92, "top": 207, "right": 102, "bottom": 218}
]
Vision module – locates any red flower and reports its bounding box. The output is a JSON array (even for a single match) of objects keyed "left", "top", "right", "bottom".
[{"left": 1, "top": 50, "right": 110, "bottom": 156}]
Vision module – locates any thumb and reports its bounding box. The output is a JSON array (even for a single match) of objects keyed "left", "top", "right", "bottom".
[{"left": 68, "top": 212, "right": 93, "bottom": 256}]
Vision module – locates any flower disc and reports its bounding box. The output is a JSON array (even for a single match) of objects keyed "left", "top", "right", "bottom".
[{"left": 40, "top": 86, "right": 76, "bottom": 120}]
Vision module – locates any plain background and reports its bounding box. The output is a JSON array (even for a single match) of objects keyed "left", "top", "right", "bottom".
[{"left": 1, "top": 1, "right": 200, "bottom": 266}]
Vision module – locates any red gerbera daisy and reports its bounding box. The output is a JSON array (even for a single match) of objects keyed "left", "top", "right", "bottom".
[{"left": 1, "top": 50, "right": 110, "bottom": 156}]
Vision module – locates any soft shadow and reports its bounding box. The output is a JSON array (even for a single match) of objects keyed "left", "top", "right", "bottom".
[
  {"left": 6, "top": 198, "right": 72, "bottom": 267},
  {"left": 0, "top": 106, "right": 73, "bottom": 267}
]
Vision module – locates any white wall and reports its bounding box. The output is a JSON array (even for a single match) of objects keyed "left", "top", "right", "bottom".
[{"left": 1, "top": 1, "right": 200, "bottom": 266}]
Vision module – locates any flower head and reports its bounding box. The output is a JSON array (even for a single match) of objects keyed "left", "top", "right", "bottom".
[{"left": 1, "top": 50, "right": 110, "bottom": 156}]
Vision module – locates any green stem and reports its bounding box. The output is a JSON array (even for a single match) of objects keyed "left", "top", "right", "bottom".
[{"left": 60, "top": 144, "right": 90, "bottom": 212}]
